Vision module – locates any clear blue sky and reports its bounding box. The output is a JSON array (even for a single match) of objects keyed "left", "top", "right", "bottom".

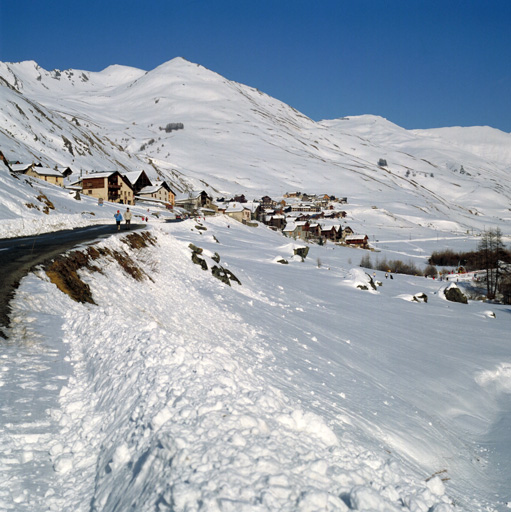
[{"left": 1, "top": 0, "right": 510, "bottom": 132}]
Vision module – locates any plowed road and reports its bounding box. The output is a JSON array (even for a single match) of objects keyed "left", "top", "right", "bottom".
[{"left": 0, "top": 224, "right": 146, "bottom": 337}]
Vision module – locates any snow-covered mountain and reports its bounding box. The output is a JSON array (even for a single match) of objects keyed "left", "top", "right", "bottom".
[
  {"left": 1, "top": 58, "right": 511, "bottom": 512},
  {"left": 1, "top": 57, "right": 510, "bottom": 237}
]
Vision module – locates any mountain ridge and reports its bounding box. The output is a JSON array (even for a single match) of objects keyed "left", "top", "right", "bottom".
[{"left": 1, "top": 58, "right": 510, "bottom": 236}]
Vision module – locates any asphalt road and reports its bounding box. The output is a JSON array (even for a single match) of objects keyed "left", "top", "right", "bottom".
[{"left": 0, "top": 223, "right": 146, "bottom": 337}]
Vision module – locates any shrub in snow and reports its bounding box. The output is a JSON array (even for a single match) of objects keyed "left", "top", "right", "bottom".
[
  {"left": 359, "top": 253, "right": 372, "bottom": 268},
  {"left": 160, "top": 123, "right": 184, "bottom": 133},
  {"left": 362, "top": 255, "right": 423, "bottom": 276},
  {"left": 424, "top": 264, "right": 438, "bottom": 278}
]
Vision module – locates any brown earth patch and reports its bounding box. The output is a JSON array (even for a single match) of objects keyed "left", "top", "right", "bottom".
[
  {"left": 36, "top": 193, "right": 55, "bottom": 214},
  {"left": 121, "top": 231, "right": 156, "bottom": 250},
  {"left": 45, "top": 232, "right": 156, "bottom": 303},
  {"left": 45, "top": 251, "right": 96, "bottom": 304}
]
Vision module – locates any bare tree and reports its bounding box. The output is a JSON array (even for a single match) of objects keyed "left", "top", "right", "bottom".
[
  {"left": 499, "top": 267, "right": 511, "bottom": 304},
  {"left": 478, "top": 228, "right": 505, "bottom": 299}
]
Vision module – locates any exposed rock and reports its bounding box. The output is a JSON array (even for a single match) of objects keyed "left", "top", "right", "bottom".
[
  {"left": 211, "top": 265, "right": 241, "bottom": 286},
  {"left": 211, "top": 265, "right": 230, "bottom": 285},
  {"left": 189, "top": 243, "right": 208, "bottom": 270},
  {"left": 444, "top": 285, "right": 468, "bottom": 304},
  {"left": 276, "top": 258, "right": 288, "bottom": 264},
  {"left": 224, "top": 268, "right": 241, "bottom": 285},
  {"left": 188, "top": 244, "right": 240, "bottom": 285},
  {"left": 45, "top": 252, "right": 96, "bottom": 304},
  {"left": 44, "top": 240, "right": 151, "bottom": 304},
  {"left": 412, "top": 293, "right": 428, "bottom": 303},
  {"left": 294, "top": 246, "right": 309, "bottom": 261},
  {"left": 356, "top": 274, "right": 377, "bottom": 291},
  {"left": 36, "top": 193, "right": 55, "bottom": 214},
  {"left": 188, "top": 243, "right": 203, "bottom": 254},
  {"left": 191, "top": 251, "right": 208, "bottom": 270}
]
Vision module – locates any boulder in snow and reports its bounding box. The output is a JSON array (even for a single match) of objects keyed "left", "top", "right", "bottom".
[{"left": 444, "top": 284, "right": 468, "bottom": 304}]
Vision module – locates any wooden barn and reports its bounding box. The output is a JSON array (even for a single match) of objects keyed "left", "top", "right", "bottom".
[{"left": 345, "top": 234, "right": 369, "bottom": 248}]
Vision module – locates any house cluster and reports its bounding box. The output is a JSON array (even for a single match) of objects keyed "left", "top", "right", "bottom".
[
  {"left": 197, "top": 191, "right": 369, "bottom": 248},
  {"left": 0, "top": 151, "right": 176, "bottom": 208},
  {"left": 1, "top": 150, "right": 368, "bottom": 247},
  {"left": 1, "top": 152, "right": 74, "bottom": 187},
  {"left": 74, "top": 170, "right": 175, "bottom": 207}
]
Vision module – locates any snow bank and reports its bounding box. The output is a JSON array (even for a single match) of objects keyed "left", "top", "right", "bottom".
[
  {"left": 396, "top": 292, "right": 427, "bottom": 303},
  {"left": 1, "top": 224, "right": 465, "bottom": 511},
  {"left": 2, "top": 212, "right": 511, "bottom": 510},
  {"left": 476, "top": 363, "right": 511, "bottom": 394},
  {"left": 342, "top": 268, "right": 379, "bottom": 293}
]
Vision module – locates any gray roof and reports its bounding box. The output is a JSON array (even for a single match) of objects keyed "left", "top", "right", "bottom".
[
  {"left": 10, "top": 163, "right": 33, "bottom": 172},
  {"left": 139, "top": 185, "right": 165, "bottom": 195},
  {"left": 31, "top": 167, "right": 64, "bottom": 177}
]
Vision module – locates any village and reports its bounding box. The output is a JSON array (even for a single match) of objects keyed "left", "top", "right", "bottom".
[{"left": 0, "top": 150, "right": 369, "bottom": 248}]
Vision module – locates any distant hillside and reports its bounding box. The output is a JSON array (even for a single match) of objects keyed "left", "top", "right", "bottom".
[
  {"left": 412, "top": 125, "right": 511, "bottom": 168},
  {"left": 1, "top": 57, "right": 510, "bottom": 236}
]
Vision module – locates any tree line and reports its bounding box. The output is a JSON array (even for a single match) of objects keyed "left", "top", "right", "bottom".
[
  {"left": 429, "top": 228, "right": 510, "bottom": 301},
  {"left": 360, "top": 228, "right": 510, "bottom": 302}
]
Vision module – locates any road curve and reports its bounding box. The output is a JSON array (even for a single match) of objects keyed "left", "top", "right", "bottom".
[{"left": 0, "top": 223, "right": 146, "bottom": 338}]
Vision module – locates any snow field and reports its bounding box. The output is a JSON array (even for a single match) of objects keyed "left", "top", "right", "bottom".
[
  {"left": 2, "top": 59, "right": 511, "bottom": 239},
  {"left": 40, "top": 230, "right": 433, "bottom": 511},
  {"left": 0, "top": 272, "right": 73, "bottom": 509},
  {"left": 0, "top": 221, "right": 467, "bottom": 512},
  {"left": 1, "top": 213, "right": 510, "bottom": 510}
]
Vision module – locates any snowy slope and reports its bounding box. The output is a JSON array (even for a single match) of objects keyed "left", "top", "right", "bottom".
[
  {"left": 413, "top": 125, "right": 511, "bottom": 169},
  {"left": 1, "top": 215, "right": 510, "bottom": 511},
  {"left": 0, "top": 166, "right": 140, "bottom": 236},
  {"left": 1, "top": 57, "right": 511, "bottom": 511},
  {"left": 1, "top": 58, "right": 511, "bottom": 236}
]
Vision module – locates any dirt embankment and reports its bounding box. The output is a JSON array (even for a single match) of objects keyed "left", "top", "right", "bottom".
[{"left": 44, "top": 231, "right": 156, "bottom": 304}]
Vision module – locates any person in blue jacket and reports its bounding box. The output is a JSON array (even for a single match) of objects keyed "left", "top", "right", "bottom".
[{"left": 114, "top": 210, "right": 123, "bottom": 231}]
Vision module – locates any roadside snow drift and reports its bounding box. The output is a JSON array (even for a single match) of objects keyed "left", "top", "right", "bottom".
[{"left": 2, "top": 217, "right": 510, "bottom": 511}]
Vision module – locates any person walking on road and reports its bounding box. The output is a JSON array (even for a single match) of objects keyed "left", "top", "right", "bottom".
[
  {"left": 114, "top": 210, "right": 123, "bottom": 231},
  {"left": 124, "top": 208, "right": 133, "bottom": 228}
]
